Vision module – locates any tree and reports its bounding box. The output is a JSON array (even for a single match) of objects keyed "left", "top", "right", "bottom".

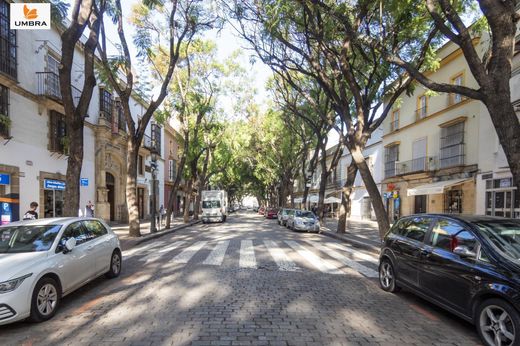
[
  {"left": 98, "top": 0, "right": 211, "bottom": 237},
  {"left": 383, "top": 0, "right": 520, "bottom": 192},
  {"left": 58, "top": 0, "right": 105, "bottom": 216},
  {"left": 230, "top": 0, "right": 435, "bottom": 237}
]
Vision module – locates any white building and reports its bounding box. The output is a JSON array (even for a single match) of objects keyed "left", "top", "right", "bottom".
[{"left": 0, "top": 0, "right": 164, "bottom": 223}]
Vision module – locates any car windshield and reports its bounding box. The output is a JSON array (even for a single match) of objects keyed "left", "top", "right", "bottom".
[
  {"left": 202, "top": 200, "right": 220, "bottom": 208},
  {"left": 474, "top": 219, "right": 520, "bottom": 261},
  {"left": 0, "top": 225, "right": 62, "bottom": 253},
  {"left": 296, "top": 211, "right": 315, "bottom": 218}
]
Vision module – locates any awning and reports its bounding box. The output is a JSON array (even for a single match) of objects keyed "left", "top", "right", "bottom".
[
  {"left": 294, "top": 197, "right": 303, "bottom": 203},
  {"left": 407, "top": 178, "right": 471, "bottom": 196},
  {"left": 324, "top": 197, "right": 341, "bottom": 204}
]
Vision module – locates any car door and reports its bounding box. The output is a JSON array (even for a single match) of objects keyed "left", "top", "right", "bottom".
[
  {"left": 392, "top": 216, "right": 433, "bottom": 287},
  {"left": 82, "top": 220, "right": 112, "bottom": 276},
  {"left": 419, "top": 218, "right": 485, "bottom": 314},
  {"left": 55, "top": 221, "right": 96, "bottom": 293}
]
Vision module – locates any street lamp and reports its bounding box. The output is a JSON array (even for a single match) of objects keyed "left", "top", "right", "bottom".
[{"left": 150, "top": 152, "right": 158, "bottom": 233}]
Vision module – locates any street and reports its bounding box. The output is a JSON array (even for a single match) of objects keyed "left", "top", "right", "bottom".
[{"left": 0, "top": 212, "right": 480, "bottom": 346}]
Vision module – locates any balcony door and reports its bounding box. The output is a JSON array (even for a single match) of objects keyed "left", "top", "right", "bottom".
[
  {"left": 46, "top": 54, "right": 60, "bottom": 99},
  {"left": 412, "top": 138, "right": 427, "bottom": 172}
]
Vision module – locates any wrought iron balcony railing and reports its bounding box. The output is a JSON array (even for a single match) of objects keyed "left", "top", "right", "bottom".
[
  {"left": 36, "top": 72, "right": 81, "bottom": 106},
  {"left": 396, "top": 156, "right": 437, "bottom": 175}
]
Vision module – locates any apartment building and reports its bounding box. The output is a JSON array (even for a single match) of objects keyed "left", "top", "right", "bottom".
[
  {"left": 381, "top": 40, "right": 484, "bottom": 220},
  {"left": 163, "top": 121, "right": 186, "bottom": 216},
  {"left": 0, "top": 0, "right": 164, "bottom": 223}
]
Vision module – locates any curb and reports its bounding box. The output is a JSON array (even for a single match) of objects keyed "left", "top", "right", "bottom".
[
  {"left": 319, "top": 227, "right": 381, "bottom": 254},
  {"left": 119, "top": 220, "right": 201, "bottom": 249}
]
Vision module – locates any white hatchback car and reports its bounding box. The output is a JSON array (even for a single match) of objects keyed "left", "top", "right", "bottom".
[{"left": 0, "top": 217, "right": 122, "bottom": 325}]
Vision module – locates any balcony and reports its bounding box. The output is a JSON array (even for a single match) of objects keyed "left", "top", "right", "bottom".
[
  {"left": 396, "top": 156, "right": 437, "bottom": 175},
  {"left": 37, "top": 72, "right": 81, "bottom": 106},
  {"left": 143, "top": 133, "right": 160, "bottom": 154}
]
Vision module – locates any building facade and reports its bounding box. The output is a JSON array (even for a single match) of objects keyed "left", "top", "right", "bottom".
[
  {"left": 0, "top": 1, "right": 164, "bottom": 223},
  {"left": 163, "top": 121, "right": 185, "bottom": 216}
]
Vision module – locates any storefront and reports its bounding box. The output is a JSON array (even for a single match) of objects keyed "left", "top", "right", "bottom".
[
  {"left": 0, "top": 165, "right": 20, "bottom": 224},
  {"left": 42, "top": 178, "right": 65, "bottom": 218},
  {"left": 484, "top": 177, "right": 520, "bottom": 219}
]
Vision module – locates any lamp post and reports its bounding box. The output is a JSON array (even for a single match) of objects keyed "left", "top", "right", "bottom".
[{"left": 150, "top": 152, "right": 158, "bottom": 233}]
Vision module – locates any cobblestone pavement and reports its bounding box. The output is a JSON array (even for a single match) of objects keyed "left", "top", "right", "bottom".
[{"left": 0, "top": 213, "right": 481, "bottom": 346}]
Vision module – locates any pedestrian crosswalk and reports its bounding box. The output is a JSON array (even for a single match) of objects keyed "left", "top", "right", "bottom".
[{"left": 124, "top": 239, "right": 379, "bottom": 278}]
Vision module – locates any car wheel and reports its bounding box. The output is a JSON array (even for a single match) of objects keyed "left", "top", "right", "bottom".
[
  {"left": 30, "top": 277, "right": 61, "bottom": 322},
  {"left": 476, "top": 298, "right": 520, "bottom": 346},
  {"left": 106, "top": 250, "right": 122, "bottom": 278},
  {"left": 379, "top": 259, "right": 400, "bottom": 293}
]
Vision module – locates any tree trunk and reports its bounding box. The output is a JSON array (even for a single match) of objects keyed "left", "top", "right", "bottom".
[
  {"left": 337, "top": 161, "right": 358, "bottom": 234},
  {"left": 126, "top": 141, "right": 140, "bottom": 237},
  {"left": 63, "top": 121, "right": 84, "bottom": 216},
  {"left": 183, "top": 178, "right": 193, "bottom": 223},
  {"left": 317, "top": 156, "right": 327, "bottom": 219},
  {"left": 193, "top": 149, "right": 210, "bottom": 221},
  {"left": 350, "top": 145, "right": 389, "bottom": 239}
]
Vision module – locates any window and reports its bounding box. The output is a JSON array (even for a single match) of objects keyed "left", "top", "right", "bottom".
[
  {"left": 82, "top": 220, "right": 108, "bottom": 238},
  {"left": 151, "top": 123, "right": 161, "bottom": 154},
  {"left": 395, "top": 217, "right": 432, "bottom": 242},
  {"left": 391, "top": 109, "right": 399, "bottom": 131},
  {"left": 138, "top": 155, "right": 144, "bottom": 176},
  {"left": 450, "top": 73, "right": 464, "bottom": 104},
  {"left": 0, "top": 0, "right": 16, "bottom": 79},
  {"left": 416, "top": 95, "right": 427, "bottom": 120},
  {"left": 0, "top": 225, "right": 61, "bottom": 253},
  {"left": 202, "top": 200, "right": 221, "bottom": 208},
  {"left": 445, "top": 189, "right": 463, "bottom": 213},
  {"left": 99, "top": 88, "right": 113, "bottom": 120},
  {"left": 59, "top": 222, "right": 94, "bottom": 248},
  {"left": 430, "top": 219, "right": 480, "bottom": 257},
  {"left": 440, "top": 121, "right": 464, "bottom": 168},
  {"left": 49, "top": 111, "right": 68, "bottom": 155},
  {"left": 0, "top": 84, "right": 9, "bottom": 137},
  {"left": 169, "top": 140, "right": 174, "bottom": 155},
  {"left": 384, "top": 144, "right": 399, "bottom": 178},
  {"left": 46, "top": 54, "right": 61, "bottom": 99},
  {"left": 168, "top": 159, "right": 176, "bottom": 181}
]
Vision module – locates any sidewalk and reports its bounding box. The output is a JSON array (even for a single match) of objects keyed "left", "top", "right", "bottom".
[
  {"left": 110, "top": 217, "right": 200, "bottom": 250},
  {"left": 320, "top": 218, "right": 382, "bottom": 254}
]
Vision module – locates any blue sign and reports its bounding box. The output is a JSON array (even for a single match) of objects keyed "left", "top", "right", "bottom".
[
  {"left": 80, "top": 178, "right": 89, "bottom": 187},
  {"left": 44, "top": 179, "right": 66, "bottom": 190},
  {"left": 0, "top": 174, "right": 10, "bottom": 185}
]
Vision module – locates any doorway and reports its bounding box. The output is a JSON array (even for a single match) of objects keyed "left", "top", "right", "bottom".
[
  {"left": 138, "top": 187, "right": 145, "bottom": 219},
  {"left": 106, "top": 172, "right": 115, "bottom": 221},
  {"left": 43, "top": 189, "right": 64, "bottom": 218},
  {"left": 414, "top": 195, "right": 427, "bottom": 214},
  {"left": 361, "top": 197, "right": 372, "bottom": 219}
]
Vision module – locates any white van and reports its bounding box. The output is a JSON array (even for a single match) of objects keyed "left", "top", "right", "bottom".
[{"left": 201, "top": 190, "right": 228, "bottom": 223}]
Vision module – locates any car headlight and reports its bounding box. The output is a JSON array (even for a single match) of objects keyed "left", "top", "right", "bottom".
[{"left": 0, "top": 274, "right": 32, "bottom": 294}]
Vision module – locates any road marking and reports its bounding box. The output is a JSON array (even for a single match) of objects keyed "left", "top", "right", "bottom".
[
  {"left": 171, "top": 241, "right": 207, "bottom": 264},
  {"left": 264, "top": 240, "right": 301, "bottom": 272},
  {"left": 202, "top": 240, "right": 230, "bottom": 266},
  {"left": 305, "top": 241, "right": 378, "bottom": 278},
  {"left": 324, "top": 242, "right": 379, "bottom": 264},
  {"left": 122, "top": 240, "right": 167, "bottom": 258},
  {"left": 285, "top": 240, "right": 343, "bottom": 275},
  {"left": 139, "top": 241, "right": 186, "bottom": 263},
  {"left": 239, "top": 240, "right": 257, "bottom": 268}
]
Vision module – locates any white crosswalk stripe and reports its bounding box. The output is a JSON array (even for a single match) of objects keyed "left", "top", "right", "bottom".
[
  {"left": 139, "top": 241, "right": 186, "bottom": 264},
  {"left": 284, "top": 240, "right": 343, "bottom": 275},
  {"left": 122, "top": 240, "right": 168, "bottom": 258},
  {"left": 172, "top": 241, "right": 208, "bottom": 264},
  {"left": 305, "top": 241, "right": 378, "bottom": 278},
  {"left": 202, "top": 240, "right": 230, "bottom": 266},
  {"left": 324, "top": 242, "right": 379, "bottom": 264},
  {"left": 264, "top": 240, "right": 301, "bottom": 272},
  {"left": 239, "top": 240, "right": 257, "bottom": 268}
]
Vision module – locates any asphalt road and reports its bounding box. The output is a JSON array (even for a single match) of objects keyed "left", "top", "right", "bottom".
[{"left": 0, "top": 212, "right": 481, "bottom": 346}]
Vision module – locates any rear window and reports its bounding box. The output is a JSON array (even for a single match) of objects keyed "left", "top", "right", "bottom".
[{"left": 203, "top": 200, "right": 220, "bottom": 208}]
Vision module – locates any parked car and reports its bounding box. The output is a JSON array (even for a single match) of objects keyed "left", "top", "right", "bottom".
[
  {"left": 258, "top": 207, "right": 265, "bottom": 215},
  {"left": 264, "top": 208, "right": 278, "bottom": 219},
  {"left": 0, "top": 217, "right": 122, "bottom": 325},
  {"left": 286, "top": 210, "right": 320, "bottom": 232},
  {"left": 277, "top": 208, "right": 294, "bottom": 226},
  {"left": 379, "top": 214, "right": 520, "bottom": 346}
]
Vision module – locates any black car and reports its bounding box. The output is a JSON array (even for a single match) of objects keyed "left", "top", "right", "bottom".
[{"left": 379, "top": 214, "right": 520, "bottom": 346}]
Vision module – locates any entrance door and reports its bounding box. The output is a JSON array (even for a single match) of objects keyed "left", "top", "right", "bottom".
[
  {"left": 493, "top": 191, "right": 512, "bottom": 218},
  {"left": 361, "top": 197, "right": 371, "bottom": 219},
  {"left": 138, "top": 187, "right": 145, "bottom": 219},
  {"left": 412, "top": 138, "right": 427, "bottom": 172},
  {"left": 414, "top": 195, "right": 427, "bottom": 214},
  {"left": 106, "top": 173, "right": 115, "bottom": 221},
  {"left": 43, "top": 189, "right": 64, "bottom": 218}
]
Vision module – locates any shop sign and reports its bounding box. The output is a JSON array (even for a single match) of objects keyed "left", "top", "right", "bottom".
[
  {"left": 80, "top": 178, "right": 89, "bottom": 187},
  {"left": 0, "top": 174, "right": 10, "bottom": 185},
  {"left": 44, "top": 179, "right": 66, "bottom": 190}
]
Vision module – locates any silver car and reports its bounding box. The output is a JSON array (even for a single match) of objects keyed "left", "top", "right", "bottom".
[
  {"left": 287, "top": 210, "right": 320, "bottom": 232},
  {"left": 277, "top": 208, "right": 294, "bottom": 226}
]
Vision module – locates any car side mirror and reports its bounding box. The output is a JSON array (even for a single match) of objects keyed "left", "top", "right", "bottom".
[
  {"left": 453, "top": 245, "right": 476, "bottom": 259},
  {"left": 64, "top": 238, "right": 76, "bottom": 253}
]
